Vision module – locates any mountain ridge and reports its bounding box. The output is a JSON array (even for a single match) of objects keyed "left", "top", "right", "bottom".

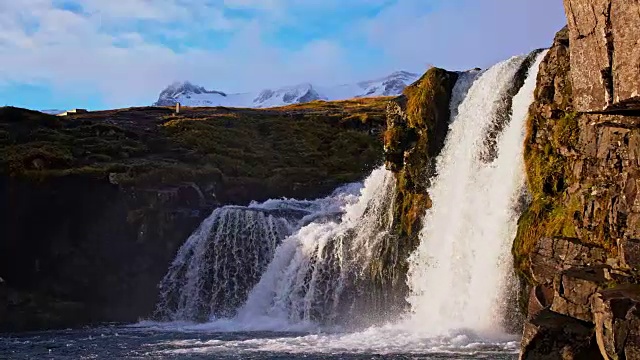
[{"left": 153, "top": 71, "right": 420, "bottom": 108}]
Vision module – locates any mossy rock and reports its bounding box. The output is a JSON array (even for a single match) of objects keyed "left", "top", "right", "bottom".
[{"left": 386, "top": 67, "right": 458, "bottom": 238}]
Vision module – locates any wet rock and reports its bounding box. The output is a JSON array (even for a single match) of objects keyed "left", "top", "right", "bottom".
[
  {"left": 591, "top": 285, "right": 640, "bottom": 360},
  {"left": 520, "top": 309, "right": 602, "bottom": 360},
  {"left": 564, "top": 0, "right": 640, "bottom": 112},
  {"left": 551, "top": 266, "right": 610, "bottom": 322},
  {"left": 383, "top": 97, "right": 413, "bottom": 173},
  {"left": 377, "top": 67, "right": 458, "bottom": 318}
]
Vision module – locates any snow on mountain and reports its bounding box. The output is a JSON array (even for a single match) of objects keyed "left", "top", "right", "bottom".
[
  {"left": 153, "top": 71, "right": 419, "bottom": 108},
  {"left": 357, "top": 71, "right": 420, "bottom": 97},
  {"left": 40, "top": 109, "right": 65, "bottom": 115},
  {"left": 154, "top": 81, "right": 237, "bottom": 107}
]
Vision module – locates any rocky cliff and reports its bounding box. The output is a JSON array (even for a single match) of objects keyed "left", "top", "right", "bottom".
[
  {"left": 0, "top": 100, "right": 387, "bottom": 332},
  {"left": 515, "top": 1, "right": 640, "bottom": 357}
]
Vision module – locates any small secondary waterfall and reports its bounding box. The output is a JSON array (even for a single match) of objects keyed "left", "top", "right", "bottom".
[
  {"left": 237, "top": 167, "right": 395, "bottom": 326},
  {"left": 154, "top": 187, "right": 361, "bottom": 321},
  {"left": 406, "top": 52, "right": 547, "bottom": 333},
  {"left": 155, "top": 207, "right": 294, "bottom": 321}
]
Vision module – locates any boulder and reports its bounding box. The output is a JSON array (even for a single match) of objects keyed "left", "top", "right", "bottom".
[
  {"left": 591, "top": 285, "right": 640, "bottom": 360},
  {"left": 563, "top": 0, "right": 640, "bottom": 112},
  {"left": 520, "top": 309, "right": 603, "bottom": 360},
  {"left": 551, "top": 266, "right": 610, "bottom": 322}
]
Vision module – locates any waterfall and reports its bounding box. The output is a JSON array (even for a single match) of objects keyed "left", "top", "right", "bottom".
[
  {"left": 154, "top": 207, "right": 293, "bottom": 321},
  {"left": 154, "top": 185, "right": 362, "bottom": 322},
  {"left": 236, "top": 166, "right": 395, "bottom": 326},
  {"left": 152, "top": 50, "right": 548, "bottom": 344},
  {"left": 405, "top": 52, "right": 548, "bottom": 333}
]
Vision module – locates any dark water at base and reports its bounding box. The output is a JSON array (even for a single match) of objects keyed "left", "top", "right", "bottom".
[{"left": 0, "top": 326, "right": 518, "bottom": 360}]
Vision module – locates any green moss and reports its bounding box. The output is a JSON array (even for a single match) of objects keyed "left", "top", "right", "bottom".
[
  {"left": 513, "top": 111, "right": 582, "bottom": 280},
  {"left": 552, "top": 112, "right": 579, "bottom": 150},
  {"left": 388, "top": 68, "right": 457, "bottom": 238},
  {"left": 1, "top": 101, "right": 386, "bottom": 200},
  {"left": 403, "top": 68, "right": 457, "bottom": 156}
]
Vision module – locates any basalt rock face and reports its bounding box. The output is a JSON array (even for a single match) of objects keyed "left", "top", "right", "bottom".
[
  {"left": 516, "top": 17, "right": 640, "bottom": 360},
  {"left": 564, "top": 0, "right": 640, "bottom": 112},
  {"left": 0, "top": 176, "right": 215, "bottom": 332}
]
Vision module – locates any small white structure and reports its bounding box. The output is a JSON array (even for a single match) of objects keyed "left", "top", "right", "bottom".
[
  {"left": 176, "top": 102, "right": 181, "bottom": 114},
  {"left": 57, "top": 108, "right": 88, "bottom": 116}
]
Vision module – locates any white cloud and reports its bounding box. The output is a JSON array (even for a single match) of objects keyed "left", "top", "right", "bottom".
[
  {"left": 0, "top": 0, "right": 568, "bottom": 109},
  {"left": 360, "top": 0, "right": 567, "bottom": 71},
  {"left": 0, "top": 1, "right": 355, "bottom": 107}
]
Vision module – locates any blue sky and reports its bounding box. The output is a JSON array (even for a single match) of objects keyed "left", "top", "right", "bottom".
[{"left": 0, "top": 0, "right": 567, "bottom": 110}]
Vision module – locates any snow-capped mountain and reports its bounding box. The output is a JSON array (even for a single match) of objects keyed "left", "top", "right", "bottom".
[
  {"left": 153, "top": 71, "right": 419, "bottom": 108},
  {"left": 154, "top": 82, "right": 230, "bottom": 107}
]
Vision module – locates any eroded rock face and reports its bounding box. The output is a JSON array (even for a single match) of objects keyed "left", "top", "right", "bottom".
[
  {"left": 517, "top": 13, "right": 640, "bottom": 359},
  {"left": 592, "top": 285, "right": 640, "bottom": 360},
  {"left": 564, "top": 0, "right": 640, "bottom": 112}
]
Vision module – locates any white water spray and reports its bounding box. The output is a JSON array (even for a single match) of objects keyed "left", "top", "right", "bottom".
[
  {"left": 406, "top": 52, "right": 547, "bottom": 334},
  {"left": 155, "top": 185, "right": 362, "bottom": 321},
  {"left": 236, "top": 166, "right": 395, "bottom": 326}
]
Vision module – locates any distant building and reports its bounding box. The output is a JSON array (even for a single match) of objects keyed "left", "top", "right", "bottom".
[
  {"left": 57, "top": 108, "right": 88, "bottom": 116},
  {"left": 176, "top": 102, "right": 181, "bottom": 114}
]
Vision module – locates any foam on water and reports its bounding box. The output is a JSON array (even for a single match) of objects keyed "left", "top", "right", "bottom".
[{"left": 140, "top": 324, "right": 519, "bottom": 356}]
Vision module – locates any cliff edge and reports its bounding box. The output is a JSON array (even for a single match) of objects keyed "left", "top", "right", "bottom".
[{"left": 515, "top": 1, "right": 640, "bottom": 357}]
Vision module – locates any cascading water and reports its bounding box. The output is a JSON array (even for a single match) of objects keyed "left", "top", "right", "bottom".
[
  {"left": 142, "top": 50, "right": 548, "bottom": 357},
  {"left": 237, "top": 166, "right": 396, "bottom": 327},
  {"left": 154, "top": 186, "right": 361, "bottom": 322},
  {"left": 405, "top": 51, "right": 548, "bottom": 334},
  {"left": 155, "top": 207, "right": 294, "bottom": 321}
]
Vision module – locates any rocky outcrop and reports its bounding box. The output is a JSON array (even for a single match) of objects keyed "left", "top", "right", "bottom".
[
  {"left": 383, "top": 68, "right": 458, "bottom": 239},
  {"left": 564, "top": 0, "right": 640, "bottom": 111},
  {"left": 516, "top": 2, "right": 640, "bottom": 356},
  {"left": 371, "top": 68, "right": 458, "bottom": 315}
]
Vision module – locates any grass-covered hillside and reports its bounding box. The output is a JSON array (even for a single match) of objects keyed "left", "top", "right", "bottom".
[{"left": 0, "top": 98, "right": 389, "bottom": 203}]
